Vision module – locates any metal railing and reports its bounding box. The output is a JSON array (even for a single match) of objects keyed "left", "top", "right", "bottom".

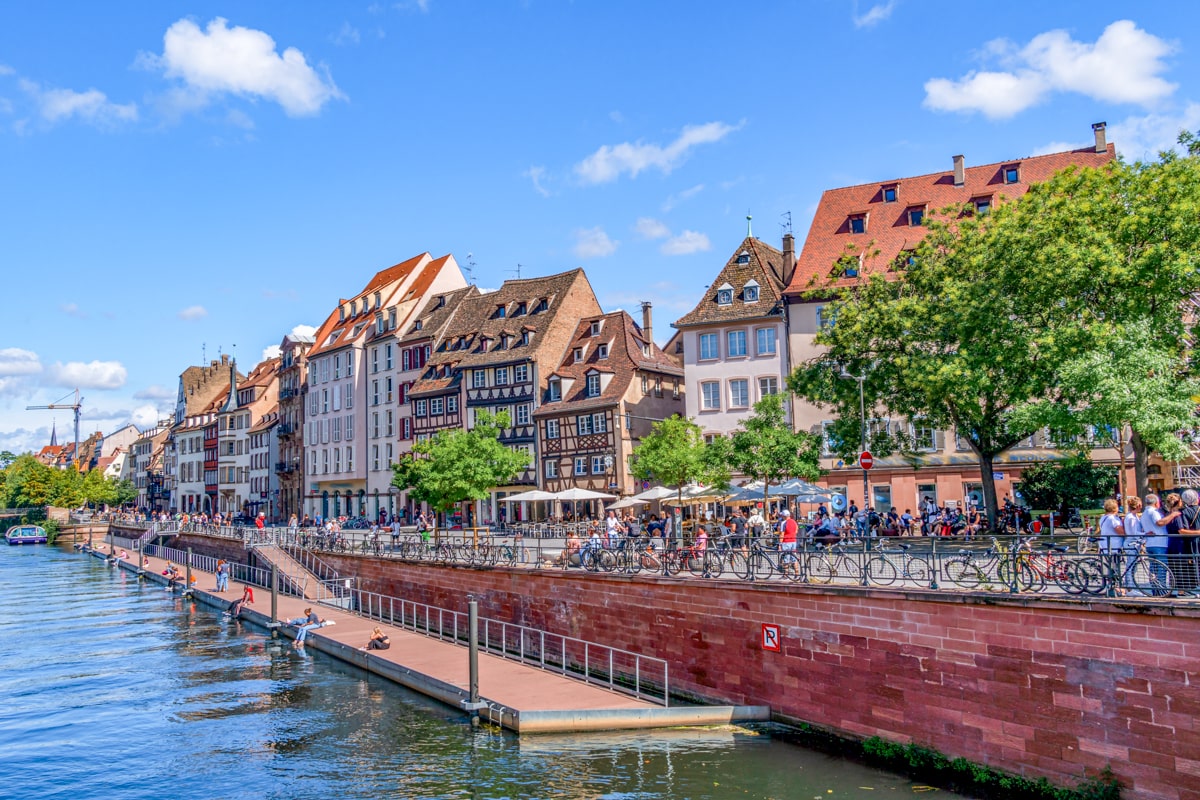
[
  {"left": 140, "top": 543, "right": 276, "bottom": 592},
  {"left": 326, "top": 585, "right": 669, "bottom": 706}
]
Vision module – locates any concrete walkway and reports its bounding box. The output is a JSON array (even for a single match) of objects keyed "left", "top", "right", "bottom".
[{"left": 90, "top": 546, "right": 768, "bottom": 733}]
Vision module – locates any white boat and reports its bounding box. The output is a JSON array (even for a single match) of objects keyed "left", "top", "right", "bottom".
[{"left": 6, "top": 525, "right": 48, "bottom": 545}]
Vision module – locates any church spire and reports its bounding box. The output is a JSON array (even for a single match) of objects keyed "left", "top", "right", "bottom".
[{"left": 49, "top": 420, "right": 58, "bottom": 447}]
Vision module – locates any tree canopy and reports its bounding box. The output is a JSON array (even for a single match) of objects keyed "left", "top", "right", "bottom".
[
  {"left": 0, "top": 455, "right": 131, "bottom": 509},
  {"left": 728, "top": 393, "right": 822, "bottom": 502},
  {"left": 390, "top": 410, "right": 530, "bottom": 514},
  {"left": 630, "top": 414, "right": 730, "bottom": 510}
]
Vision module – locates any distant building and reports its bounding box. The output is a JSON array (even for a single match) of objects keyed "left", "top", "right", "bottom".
[{"left": 275, "top": 332, "right": 313, "bottom": 523}]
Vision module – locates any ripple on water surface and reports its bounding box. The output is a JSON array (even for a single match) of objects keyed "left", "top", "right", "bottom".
[{"left": 0, "top": 545, "right": 964, "bottom": 799}]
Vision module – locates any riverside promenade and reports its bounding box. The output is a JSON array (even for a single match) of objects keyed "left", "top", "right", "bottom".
[{"left": 91, "top": 546, "right": 767, "bottom": 733}]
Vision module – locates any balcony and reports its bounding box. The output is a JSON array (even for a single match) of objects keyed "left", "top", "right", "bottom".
[
  {"left": 276, "top": 423, "right": 294, "bottom": 436},
  {"left": 275, "top": 461, "right": 296, "bottom": 474}
]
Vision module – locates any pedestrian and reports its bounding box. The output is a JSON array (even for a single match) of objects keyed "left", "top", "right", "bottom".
[
  {"left": 288, "top": 607, "right": 327, "bottom": 647},
  {"left": 391, "top": 516, "right": 402, "bottom": 551},
  {"left": 360, "top": 627, "right": 391, "bottom": 651},
  {"left": 215, "top": 559, "right": 230, "bottom": 592},
  {"left": 729, "top": 509, "right": 748, "bottom": 550},
  {"left": 1140, "top": 494, "right": 1170, "bottom": 594},
  {"left": 747, "top": 506, "right": 766, "bottom": 545}
]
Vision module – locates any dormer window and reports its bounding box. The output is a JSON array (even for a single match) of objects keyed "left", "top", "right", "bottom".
[
  {"left": 548, "top": 379, "right": 562, "bottom": 401},
  {"left": 413, "top": 319, "right": 423, "bottom": 331},
  {"left": 388, "top": 308, "right": 397, "bottom": 329},
  {"left": 736, "top": 251, "right": 750, "bottom": 265},
  {"left": 494, "top": 304, "right": 506, "bottom": 319},
  {"left": 436, "top": 295, "right": 446, "bottom": 308},
  {"left": 973, "top": 196, "right": 992, "bottom": 215},
  {"left": 514, "top": 302, "right": 526, "bottom": 316},
  {"left": 573, "top": 347, "right": 585, "bottom": 363},
  {"left": 521, "top": 330, "right": 531, "bottom": 346},
  {"left": 535, "top": 297, "right": 549, "bottom": 313},
  {"left": 480, "top": 337, "right": 492, "bottom": 352},
  {"left": 338, "top": 305, "right": 346, "bottom": 321},
  {"left": 743, "top": 279, "right": 760, "bottom": 303},
  {"left": 907, "top": 206, "right": 925, "bottom": 226},
  {"left": 716, "top": 283, "right": 734, "bottom": 305},
  {"left": 1003, "top": 164, "right": 1020, "bottom": 184},
  {"left": 374, "top": 292, "right": 381, "bottom": 309},
  {"left": 882, "top": 184, "right": 898, "bottom": 203},
  {"left": 597, "top": 343, "right": 609, "bottom": 359},
  {"left": 849, "top": 214, "right": 867, "bottom": 234},
  {"left": 586, "top": 373, "right": 601, "bottom": 397},
  {"left": 590, "top": 320, "right": 602, "bottom": 336}
]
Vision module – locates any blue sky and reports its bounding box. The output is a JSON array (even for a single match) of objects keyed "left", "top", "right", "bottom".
[{"left": 2, "top": 1, "right": 1198, "bottom": 455}]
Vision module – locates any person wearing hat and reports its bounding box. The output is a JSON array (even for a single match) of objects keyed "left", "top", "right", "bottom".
[{"left": 778, "top": 509, "right": 799, "bottom": 552}]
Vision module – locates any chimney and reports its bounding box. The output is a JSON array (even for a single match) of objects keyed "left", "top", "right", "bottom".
[
  {"left": 1092, "top": 121, "right": 1107, "bottom": 153},
  {"left": 953, "top": 154, "right": 965, "bottom": 187},
  {"left": 782, "top": 232, "right": 796, "bottom": 287},
  {"left": 641, "top": 301, "right": 653, "bottom": 346}
]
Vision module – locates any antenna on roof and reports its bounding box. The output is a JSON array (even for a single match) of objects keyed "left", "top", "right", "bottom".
[
  {"left": 780, "top": 211, "right": 793, "bottom": 236},
  {"left": 202, "top": 342, "right": 206, "bottom": 363},
  {"left": 509, "top": 263, "right": 523, "bottom": 279},
  {"left": 465, "top": 252, "right": 476, "bottom": 284},
  {"left": 746, "top": 212, "right": 753, "bottom": 238}
]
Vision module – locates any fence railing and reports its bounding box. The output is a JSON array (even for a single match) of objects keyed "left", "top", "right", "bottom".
[
  {"left": 140, "top": 543, "right": 277, "bottom": 592},
  {"left": 324, "top": 585, "right": 669, "bottom": 706}
]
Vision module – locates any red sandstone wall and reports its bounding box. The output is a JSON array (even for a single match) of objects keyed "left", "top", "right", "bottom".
[{"left": 183, "top": 537, "right": 1200, "bottom": 800}]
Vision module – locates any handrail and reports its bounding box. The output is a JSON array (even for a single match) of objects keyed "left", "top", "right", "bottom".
[{"left": 322, "top": 585, "right": 669, "bottom": 706}]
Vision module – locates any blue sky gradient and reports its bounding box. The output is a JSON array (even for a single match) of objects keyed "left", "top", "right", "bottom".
[{"left": 2, "top": 1, "right": 1198, "bottom": 454}]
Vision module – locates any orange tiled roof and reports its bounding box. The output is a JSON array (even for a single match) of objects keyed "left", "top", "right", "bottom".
[{"left": 785, "top": 143, "right": 1116, "bottom": 295}]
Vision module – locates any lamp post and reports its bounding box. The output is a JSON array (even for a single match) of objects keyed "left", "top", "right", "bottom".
[{"left": 840, "top": 368, "right": 869, "bottom": 513}]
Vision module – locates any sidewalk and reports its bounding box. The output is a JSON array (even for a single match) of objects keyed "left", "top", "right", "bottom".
[{"left": 104, "top": 547, "right": 767, "bottom": 733}]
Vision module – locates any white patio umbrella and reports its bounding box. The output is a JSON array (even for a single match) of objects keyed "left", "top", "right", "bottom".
[
  {"left": 608, "top": 496, "right": 647, "bottom": 510},
  {"left": 552, "top": 487, "right": 618, "bottom": 501},
  {"left": 503, "top": 489, "right": 557, "bottom": 502},
  {"left": 631, "top": 485, "right": 678, "bottom": 502}
]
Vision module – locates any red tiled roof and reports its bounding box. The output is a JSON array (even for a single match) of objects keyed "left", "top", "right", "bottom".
[
  {"left": 784, "top": 143, "right": 1116, "bottom": 295},
  {"left": 309, "top": 253, "right": 432, "bottom": 356}
]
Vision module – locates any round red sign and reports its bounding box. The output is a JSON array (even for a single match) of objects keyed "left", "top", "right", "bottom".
[{"left": 858, "top": 451, "right": 874, "bottom": 470}]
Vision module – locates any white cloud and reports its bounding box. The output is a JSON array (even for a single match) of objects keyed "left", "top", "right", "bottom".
[
  {"left": 0, "top": 426, "right": 49, "bottom": 457},
  {"left": 131, "top": 404, "right": 163, "bottom": 428},
  {"left": 46, "top": 360, "right": 127, "bottom": 390},
  {"left": 290, "top": 323, "right": 318, "bottom": 338},
  {"left": 262, "top": 344, "right": 282, "bottom": 360},
  {"left": 853, "top": 1, "right": 896, "bottom": 28},
  {"left": 573, "top": 227, "right": 618, "bottom": 259},
  {"left": 634, "top": 217, "right": 671, "bottom": 240},
  {"left": 525, "top": 165, "right": 551, "bottom": 197},
  {"left": 332, "top": 22, "right": 361, "bottom": 46},
  {"left": 19, "top": 78, "right": 137, "bottom": 127},
  {"left": 662, "top": 183, "right": 704, "bottom": 212},
  {"left": 924, "top": 20, "right": 1176, "bottom": 119},
  {"left": 0, "top": 64, "right": 14, "bottom": 76},
  {"left": 146, "top": 17, "right": 344, "bottom": 117},
  {"left": 575, "top": 120, "right": 742, "bottom": 184},
  {"left": 1108, "top": 102, "right": 1200, "bottom": 161},
  {"left": 60, "top": 302, "right": 86, "bottom": 318},
  {"left": 178, "top": 305, "right": 208, "bottom": 320},
  {"left": 661, "top": 230, "right": 711, "bottom": 256},
  {"left": 1031, "top": 140, "right": 1085, "bottom": 157},
  {"left": 133, "top": 385, "right": 176, "bottom": 402},
  {"left": 609, "top": 110, "right": 624, "bottom": 124},
  {"left": 0, "top": 348, "right": 42, "bottom": 377}
]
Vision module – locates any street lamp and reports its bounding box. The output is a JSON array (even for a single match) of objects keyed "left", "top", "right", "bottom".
[{"left": 839, "top": 368, "right": 869, "bottom": 514}]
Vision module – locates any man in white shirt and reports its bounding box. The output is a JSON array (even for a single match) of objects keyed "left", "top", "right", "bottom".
[{"left": 1141, "top": 494, "right": 1170, "bottom": 593}]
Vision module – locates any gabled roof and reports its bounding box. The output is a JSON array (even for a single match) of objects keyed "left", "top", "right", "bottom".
[
  {"left": 673, "top": 237, "right": 788, "bottom": 328},
  {"left": 534, "top": 310, "right": 682, "bottom": 417},
  {"left": 398, "top": 285, "right": 479, "bottom": 345},
  {"left": 308, "top": 252, "right": 431, "bottom": 357},
  {"left": 409, "top": 268, "right": 598, "bottom": 396},
  {"left": 784, "top": 142, "right": 1117, "bottom": 295}
]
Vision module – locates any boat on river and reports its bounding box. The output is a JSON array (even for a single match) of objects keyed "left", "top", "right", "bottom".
[{"left": 6, "top": 525, "right": 48, "bottom": 545}]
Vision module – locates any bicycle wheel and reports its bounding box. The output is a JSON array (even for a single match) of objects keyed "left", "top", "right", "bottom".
[
  {"left": 703, "top": 552, "right": 724, "bottom": 578},
  {"left": 865, "top": 556, "right": 898, "bottom": 586},
  {"left": 943, "top": 557, "right": 980, "bottom": 589},
  {"left": 998, "top": 559, "right": 1040, "bottom": 592},
  {"left": 1077, "top": 534, "right": 1097, "bottom": 555},
  {"left": 805, "top": 554, "right": 835, "bottom": 584},
  {"left": 778, "top": 551, "right": 804, "bottom": 582},
  {"left": 1129, "top": 555, "right": 1175, "bottom": 596},
  {"left": 902, "top": 556, "right": 930, "bottom": 585},
  {"left": 663, "top": 550, "right": 683, "bottom": 576},
  {"left": 598, "top": 549, "right": 618, "bottom": 573},
  {"left": 727, "top": 551, "right": 752, "bottom": 580},
  {"left": 621, "top": 549, "right": 641, "bottom": 574},
  {"left": 1069, "top": 556, "right": 1108, "bottom": 595},
  {"left": 640, "top": 550, "right": 661, "bottom": 572},
  {"left": 750, "top": 551, "right": 775, "bottom": 581},
  {"left": 687, "top": 551, "right": 707, "bottom": 577}
]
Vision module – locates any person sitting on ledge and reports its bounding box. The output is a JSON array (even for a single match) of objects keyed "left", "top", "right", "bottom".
[{"left": 360, "top": 627, "right": 390, "bottom": 651}]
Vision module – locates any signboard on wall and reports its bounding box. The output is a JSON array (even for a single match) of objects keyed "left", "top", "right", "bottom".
[{"left": 761, "top": 623, "right": 781, "bottom": 652}]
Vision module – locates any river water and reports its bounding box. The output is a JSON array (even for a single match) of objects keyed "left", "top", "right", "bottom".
[{"left": 0, "top": 545, "right": 964, "bottom": 799}]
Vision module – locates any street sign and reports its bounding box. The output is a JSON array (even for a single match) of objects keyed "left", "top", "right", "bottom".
[
  {"left": 642, "top": 481, "right": 650, "bottom": 490},
  {"left": 858, "top": 451, "right": 874, "bottom": 470},
  {"left": 761, "top": 623, "right": 781, "bottom": 652}
]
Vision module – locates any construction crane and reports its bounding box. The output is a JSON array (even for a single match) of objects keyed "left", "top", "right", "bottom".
[{"left": 27, "top": 389, "right": 83, "bottom": 467}]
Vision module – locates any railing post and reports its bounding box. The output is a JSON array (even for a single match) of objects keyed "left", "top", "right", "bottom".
[
  {"left": 185, "top": 548, "right": 193, "bottom": 590},
  {"left": 1008, "top": 535, "right": 1019, "bottom": 594},
  {"left": 929, "top": 536, "right": 939, "bottom": 590},
  {"left": 464, "top": 597, "right": 484, "bottom": 723},
  {"left": 860, "top": 536, "right": 870, "bottom": 586},
  {"left": 270, "top": 563, "right": 279, "bottom": 633}
]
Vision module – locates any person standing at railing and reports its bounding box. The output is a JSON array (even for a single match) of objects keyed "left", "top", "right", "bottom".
[
  {"left": 215, "top": 560, "right": 230, "bottom": 592},
  {"left": 1141, "top": 494, "right": 1171, "bottom": 594}
]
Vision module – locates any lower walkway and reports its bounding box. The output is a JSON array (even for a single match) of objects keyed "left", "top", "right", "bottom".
[{"left": 93, "top": 546, "right": 767, "bottom": 733}]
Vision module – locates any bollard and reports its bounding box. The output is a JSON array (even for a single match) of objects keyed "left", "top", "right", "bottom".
[
  {"left": 186, "top": 547, "right": 193, "bottom": 589},
  {"left": 270, "top": 562, "right": 279, "bottom": 633},
  {"left": 462, "top": 597, "right": 487, "bottom": 723}
]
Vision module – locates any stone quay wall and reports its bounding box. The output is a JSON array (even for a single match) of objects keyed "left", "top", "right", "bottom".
[{"left": 170, "top": 534, "right": 1200, "bottom": 800}]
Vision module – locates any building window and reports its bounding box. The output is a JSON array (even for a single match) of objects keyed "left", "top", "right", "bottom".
[
  {"left": 473, "top": 369, "right": 486, "bottom": 388},
  {"left": 756, "top": 327, "right": 776, "bottom": 356},
  {"left": 821, "top": 422, "right": 838, "bottom": 456},
  {"left": 673, "top": 379, "right": 680, "bottom": 399},
  {"left": 597, "top": 343, "right": 608, "bottom": 359},
  {"left": 849, "top": 215, "right": 866, "bottom": 234},
  {"left": 816, "top": 305, "right": 836, "bottom": 330},
  {"left": 371, "top": 349, "right": 379, "bottom": 373},
  {"left": 574, "top": 457, "right": 588, "bottom": 476},
  {"left": 586, "top": 374, "right": 601, "bottom": 397},
  {"left": 593, "top": 413, "right": 607, "bottom": 433},
  {"left": 717, "top": 288, "right": 733, "bottom": 305},
  {"left": 882, "top": 184, "right": 897, "bottom": 203},
  {"left": 641, "top": 374, "right": 649, "bottom": 394},
  {"left": 430, "top": 397, "right": 444, "bottom": 415},
  {"left": 548, "top": 379, "right": 562, "bottom": 402},
  {"left": 1003, "top": 164, "right": 1020, "bottom": 184},
  {"left": 402, "top": 350, "right": 411, "bottom": 371},
  {"left": 573, "top": 347, "right": 584, "bottom": 363},
  {"left": 415, "top": 399, "right": 427, "bottom": 417},
  {"left": 590, "top": 320, "right": 602, "bottom": 336},
  {"left": 447, "top": 395, "right": 458, "bottom": 413},
  {"left": 494, "top": 304, "right": 506, "bottom": 319},
  {"left": 385, "top": 344, "right": 393, "bottom": 369},
  {"left": 727, "top": 330, "right": 747, "bottom": 358},
  {"left": 698, "top": 333, "right": 719, "bottom": 360},
  {"left": 758, "top": 377, "right": 779, "bottom": 398},
  {"left": 908, "top": 207, "right": 924, "bottom": 226},
  {"left": 743, "top": 283, "right": 759, "bottom": 302},
  {"left": 514, "top": 364, "right": 529, "bottom": 383},
  {"left": 545, "top": 460, "right": 558, "bottom": 479},
  {"left": 736, "top": 252, "right": 750, "bottom": 265},
  {"left": 495, "top": 367, "right": 508, "bottom": 386},
  {"left": 402, "top": 418, "right": 411, "bottom": 439},
  {"left": 911, "top": 419, "right": 937, "bottom": 452},
  {"left": 974, "top": 197, "right": 991, "bottom": 215},
  {"left": 546, "top": 419, "right": 560, "bottom": 439},
  {"left": 516, "top": 404, "right": 531, "bottom": 426},
  {"left": 591, "top": 455, "right": 605, "bottom": 474},
  {"left": 701, "top": 381, "right": 720, "bottom": 410},
  {"left": 729, "top": 379, "right": 749, "bottom": 408},
  {"left": 577, "top": 415, "right": 593, "bottom": 435}
]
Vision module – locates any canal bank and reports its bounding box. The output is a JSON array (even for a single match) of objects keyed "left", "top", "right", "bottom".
[{"left": 148, "top": 529, "right": 1199, "bottom": 800}]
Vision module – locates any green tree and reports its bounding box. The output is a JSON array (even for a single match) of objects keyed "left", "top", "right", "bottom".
[
  {"left": 1016, "top": 457, "right": 1117, "bottom": 517},
  {"left": 112, "top": 478, "right": 137, "bottom": 507},
  {"left": 0, "top": 451, "right": 16, "bottom": 469},
  {"left": 391, "top": 410, "right": 530, "bottom": 514},
  {"left": 630, "top": 415, "right": 729, "bottom": 510},
  {"left": 2, "top": 455, "right": 55, "bottom": 507},
  {"left": 728, "top": 394, "right": 823, "bottom": 504}
]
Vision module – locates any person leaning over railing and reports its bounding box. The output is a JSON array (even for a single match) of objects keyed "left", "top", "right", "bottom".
[{"left": 1169, "top": 489, "right": 1200, "bottom": 595}]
